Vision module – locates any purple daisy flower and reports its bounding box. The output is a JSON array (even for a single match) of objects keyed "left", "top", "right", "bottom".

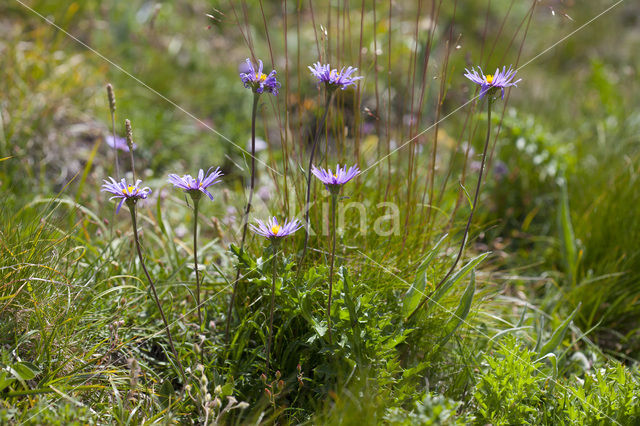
[
  {"left": 464, "top": 65, "right": 521, "bottom": 99},
  {"left": 106, "top": 135, "right": 136, "bottom": 152},
  {"left": 308, "top": 62, "right": 363, "bottom": 90},
  {"left": 311, "top": 164, "right": 361, "bottom": 193},
  {"left": 250, "top": 217, "right": 302, "bottom": 240},
  {"left": 167, "top": 167, "right": 223, "bottom": 201},
  {"left": 101, "top": 177, "right": 151, "bottom": 213},
  {"left": 239, "top": 58, "right": 280, "bottom": 95}
]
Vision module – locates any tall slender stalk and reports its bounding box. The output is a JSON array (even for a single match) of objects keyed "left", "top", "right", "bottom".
[
  {"left": 128, "top": 202, "right": 186, "bottom": 383},
  {"left": 106, "top": 85, "right": 118, "bottom": 247},
  {"left": 226, "top": 93, "right": 260, "bottom": 343},
  {"left": 301, "top": 92, "right": 334, "bottom": 264},
  {"left": 106, "top": 84, "right": 120, "bottom": 178},
  {"left": 407, "top": 98, "right": 493, "bottom": 322},
  {"left": 192, "top": 197, "right": 203, "bottom": 333},
  {"left": 266, "top": 247, "right": 278, "bottom": 372},
  {"left": 125, "top": 119, "right": 136, "bottom": 181},
  {"left": 327, "top": 192, "right": 338, "bottom": 345}
]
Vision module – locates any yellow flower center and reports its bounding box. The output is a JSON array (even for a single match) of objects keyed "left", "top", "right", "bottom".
[
  {"left": 333, "top": 174, "right": 337, "bottom": 178},
  {"left": 485, "top": 74, "right": 494, "bottom": 84},
  {"left": 256, "top": 73, "right": 267, "bottom": 82},
  {"left": 271, "top": 225, "right": 281, "bottom": 235},
  {"left": 122, "top": 186, "right": 134, "bottom": 194}
]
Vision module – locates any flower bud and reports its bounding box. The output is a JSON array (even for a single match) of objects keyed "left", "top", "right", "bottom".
[{"left": 212, "top": 397, "right": 222, "bottom": 409}]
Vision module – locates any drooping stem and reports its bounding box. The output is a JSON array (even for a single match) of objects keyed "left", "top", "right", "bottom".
[
  {"left": 226, "top": 93, "right": 260, "bottom": 343},
  {"left": 266, "top": 247, "right": 278, "bottom": 372},
  {"left": 407, "top": 98, "right": 493, "bottom": 322},
  {"left": 301, "top": 91, "right": 334, "bottom": 264},
  {"left": 128, "top": 202, "right": 186, "bottom": 382},
  {"left": 192, "top": 197, "right": 203, "bottom": 334},
  {"left": 327, "top": 192, "right": 338, "bottom": 345}
]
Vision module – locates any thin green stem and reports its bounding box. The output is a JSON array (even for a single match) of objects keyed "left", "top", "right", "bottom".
[
  {"left": 192, "top": 198, "right": 203, "bottom": 334},
  {"left": 266, "top": 247, "right": 278, "bottom": 372},
  {"left": 226, "top": 93, "right": 260, "bottom": 343},
  {"left": 327, "top": 192, "right": 338, "bottom": 345},
  {"left": 301, "top": 91, "right": 334, "bottom": 265},
  {"left": 407, "top": 98, "right": 493, "bottom": 322},
  {"left": 128, "top": 203, "right": 186, "bottom": 383}
]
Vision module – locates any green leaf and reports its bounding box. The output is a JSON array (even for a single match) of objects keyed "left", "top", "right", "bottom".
[
  {"left": 438, "top": 269, "right": 476, "bottom": 347},
  {"left": 425, "top": 252, "right": 489, "bottom": 315},
  {"left": 538, "top": 303, "right": 581, "bottom": 357},
  {"left": 313, "top": 322, "right": 328, "bottom": 337},
  {"left": 0, "top": 371, "right": 15, "bottom": 392},
  {"left": 9, "top": 362, "right": 40, "bottom": 381},
  {"left": 535, "top": 353, "right": 558, "bottom": 379},
  {"left": 158, "top": 380, "right": 175, "bottom": 408},
  {"left": 402, "top": 234, "right": 448, "bottom": 317},
  {"left": 230, "top": 243, "right": 252, "bottom": 268},
  {"left": 558, "top": 180, "right": 578, "bottom": 286}
]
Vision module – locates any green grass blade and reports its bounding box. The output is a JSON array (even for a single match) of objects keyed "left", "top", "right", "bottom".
[
  {"left": 559, "top": 180, "right": 578, "bottom": 286},
  {"left": 438, "top": 269, "right": 476, "bottom": 347},
  {"left": 539, "top": 303, "right": 581, "bottom": 357},
  {"left": 425, "top": 252, "right": 489, "bottom": 315},
  {"left": 402, "top": 234, "right": 448, "bottom": 318}
]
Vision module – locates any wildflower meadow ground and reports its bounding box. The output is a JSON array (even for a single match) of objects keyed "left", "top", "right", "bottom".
[{"left": 1, "top": 1, "right": 640, "bottom": 424}]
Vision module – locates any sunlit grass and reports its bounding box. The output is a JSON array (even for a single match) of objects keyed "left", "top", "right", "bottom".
[{"left": 1, "top": 0, "right": 639, "bottom": 423}]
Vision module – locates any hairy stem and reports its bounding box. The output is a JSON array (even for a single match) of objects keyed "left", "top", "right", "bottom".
[
  {"left": 408, "top": 98, "right": 493, "bottom": 321},
  {"left": 327, "top": 192, "right": 338, "bottom": 345},
  {"left": 301, "top": 91, "right": 334, "bottom": 264},
  {"left": 226, "top": 93, "right": 260, "bottom": 343},
  {"left": 128, "top": 203, "right": 186, "bottom": 382},
  {"left": 266, "top": 248, "right": 278, "bottom": 372},
  {"left": 192, "top": 197, "right": 204, "bottom": 365},
  {"left": 192, "top": 198, "right": 203, "bottom": 337}
]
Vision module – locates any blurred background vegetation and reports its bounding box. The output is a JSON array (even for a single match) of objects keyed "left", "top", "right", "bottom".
[{"left": 1, "top": 0, "right": 640, "bottom": 423}]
